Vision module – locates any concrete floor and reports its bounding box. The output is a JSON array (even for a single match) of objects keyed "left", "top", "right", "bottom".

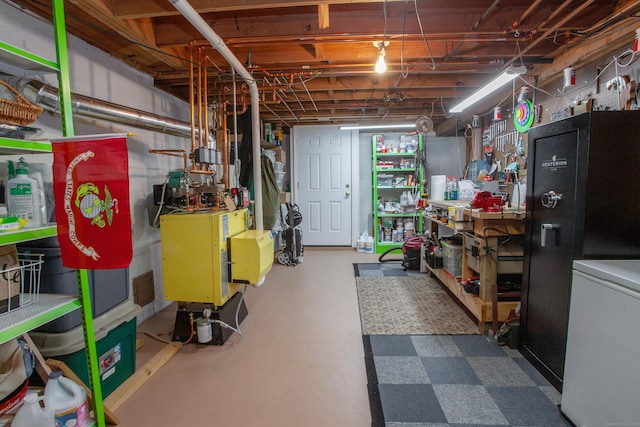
[{"left": 114, "top": 247, "right": 378, "bottom": 426}]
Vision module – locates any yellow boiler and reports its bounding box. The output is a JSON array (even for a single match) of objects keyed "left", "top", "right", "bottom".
[
  {"left": 230, "top": 230, "right": 274, "bottom": 285},
  {"left": 160, "top": 209, "right": 251, "bottom": 307}
]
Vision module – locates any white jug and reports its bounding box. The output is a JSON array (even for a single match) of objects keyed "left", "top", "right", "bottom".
[
  {"left": 44, "top": 370, "right": 90, "bottom": 427},
  {"left": 11, "top": 392, "right": 54, "bottom": 427}
]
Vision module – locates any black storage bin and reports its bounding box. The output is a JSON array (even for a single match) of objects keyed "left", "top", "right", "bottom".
[{"left": 18, "top": 239, "right": 129, "bottom": 333}]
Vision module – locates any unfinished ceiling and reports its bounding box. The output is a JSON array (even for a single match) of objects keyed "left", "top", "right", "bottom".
[{"left": 10, "top": 0, "right": 640, "bottom": 134}]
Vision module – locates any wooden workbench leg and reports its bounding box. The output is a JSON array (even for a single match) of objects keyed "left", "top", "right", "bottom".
[{"left": 478, "top": 236, "right": 498, "bottom": 335}]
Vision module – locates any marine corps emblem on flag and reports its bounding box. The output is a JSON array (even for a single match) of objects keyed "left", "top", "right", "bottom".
[{"left": 52, "top": 134, "right": 132, "bottom": 269}]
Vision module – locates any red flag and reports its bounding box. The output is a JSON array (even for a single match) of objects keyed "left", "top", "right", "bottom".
[{"left": 51, "top": 134, "right": 132, "bottom": 269}]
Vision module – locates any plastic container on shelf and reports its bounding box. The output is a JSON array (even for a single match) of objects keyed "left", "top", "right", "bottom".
[
  {"left": 17, "top": 239, "right": 129, "bottom": 333},
  {"left": 262, "top": 150, "right": 276, "bottom": 165},
  {"left": 442, "top": 240, "right": 462, "bottom": 277},
  {"left": 6, "top": 164, "right": 44, "bottom": 228},
  {"left": 29, "top": 300, "right": 140, "bottom": 398},
  {"left": 274, "top": 161, "right": 285, "bottom": 172},
  {"left": 11, "top": 392, "right": 54, "bottom": 427},
  {"left": 44, "top": 370, "right": 89, "bottom": 427}
]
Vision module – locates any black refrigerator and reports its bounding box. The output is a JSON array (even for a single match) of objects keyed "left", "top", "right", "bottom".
[{"left": 521, "top": 111, "right": 640, "bottom": 391}]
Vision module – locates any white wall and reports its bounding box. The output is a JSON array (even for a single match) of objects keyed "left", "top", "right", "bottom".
[{"left": 1, "top": 2, "right": 192, "bottom": 323}]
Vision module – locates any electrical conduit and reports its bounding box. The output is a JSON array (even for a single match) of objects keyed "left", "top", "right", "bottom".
[{"left": 169, "top": 0, "right": 264, "bottom": 232}]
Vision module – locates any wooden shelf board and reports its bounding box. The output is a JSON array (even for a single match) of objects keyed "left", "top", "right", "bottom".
[{"left": 426, "top": 265, "right": 518, "bottom": 323}]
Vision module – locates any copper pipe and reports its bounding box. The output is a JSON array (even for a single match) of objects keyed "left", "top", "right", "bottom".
[
  {"left": 148, "top": 149, "right": 198, "bottom": 212},
  {"left": 188, "top": 43, "right": 196, "bottom": 154},
  {"left": 197, "top": 46, "right": 204, "bottom": 150},
  {"left": 224, "top": 91, "right": 248, "bottom": 115},
  {"left": 203, "top": 55, "right": 209, "bottom": 150},
  {"left": 189, "top": 168, "right": 214, "bottom": 175}
]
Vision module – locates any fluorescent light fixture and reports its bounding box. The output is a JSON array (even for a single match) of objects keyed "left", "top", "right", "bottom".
[
  {"left": 339, "top": 123, "right": 415, "bottom": 130},
  {"left": 449, "top": 65, "right": 527, "bottom": 113}
]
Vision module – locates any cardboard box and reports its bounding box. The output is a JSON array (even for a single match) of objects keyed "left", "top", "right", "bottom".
[{"left": 0, "top": 244, "right": 21, "bottom": 314}]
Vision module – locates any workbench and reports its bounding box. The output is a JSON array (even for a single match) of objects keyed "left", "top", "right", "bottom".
[{"left": 423, "top": 200, "right": 525, "bottom": 333}]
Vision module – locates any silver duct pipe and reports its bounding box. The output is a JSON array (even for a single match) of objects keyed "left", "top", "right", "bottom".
[
  {"left": 17, "top": 79, "right": 196, "bottom": 139},
  {"left": 169, "top": 0, "right": 264, "bottom": 232}
]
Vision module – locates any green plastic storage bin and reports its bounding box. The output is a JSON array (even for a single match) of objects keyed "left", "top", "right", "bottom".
[{"left": 29, "top": 300, "right": 140, "bottom": 398}]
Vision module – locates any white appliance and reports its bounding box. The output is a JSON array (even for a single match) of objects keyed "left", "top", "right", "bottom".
[{"left": 561, "top": 260, "right": 640, "bottom": 425}]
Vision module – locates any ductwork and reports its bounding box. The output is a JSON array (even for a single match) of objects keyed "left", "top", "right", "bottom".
[{"left": 16, "top": 79, "right": 197, "bottom": 139}]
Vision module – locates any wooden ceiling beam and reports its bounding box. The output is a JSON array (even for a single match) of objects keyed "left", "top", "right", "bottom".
[{"left": 106, "top": 0, "right": 503, "bottom": 19}]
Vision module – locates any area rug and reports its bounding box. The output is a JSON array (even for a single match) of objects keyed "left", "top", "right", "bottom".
[{"left": 355, "top": 275, "right": 480, "bottom": 335}]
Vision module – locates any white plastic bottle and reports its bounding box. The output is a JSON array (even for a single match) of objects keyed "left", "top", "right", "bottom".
[
  {"left": 11, "top": 392, "right": 54, "bottom": 427},
  {"left": 357, "top": 232, "right": 367, "bottom": 252},
  {"left": 18, "top": 157, "right": 48, "bottom": 225},
  {"left": 365, "top": 234, "right": 374, "bottom": 253},
  {"left": 44, "top": 370, "right": 90, "bottom": 427},
  {"left": 6, "top": 164, "right": 43, "bottom": 228}
]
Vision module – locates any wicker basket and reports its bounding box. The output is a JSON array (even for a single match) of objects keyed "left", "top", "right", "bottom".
[{"left": 0, "top": 80, "right": 43, "bottom": 126}]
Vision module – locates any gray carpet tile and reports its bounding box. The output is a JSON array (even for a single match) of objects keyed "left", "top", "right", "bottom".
[
  {"left": 384, "top": 270, "right": 411, "bottom": 277},
  {"left": 385, "top": 425, "right": 511, "bottom": 427},
  {"left": 421, "top": 357, "right": 481, "bottom": 385},
  {"left": 380, "top": 263, "right": 405, "bottom": 270},
  {"left": 386, "top": 423, "right": 449, "bottom": 427},
  {"left": 363, "top": 292, "right": 566, "bottom": 425},
  {"left": 433, "top": 384, "right": 508, "bottom": 425},
  {"left": 451, "top": 335, "right": 508, "bottom": 357},
  {"left": 379, "top": 384, "right": 448, "bottom": 423},
  {"left": 359, "top": 269, "right": 385, "bottom": 277},
  {"left": 513, "top": 357, "right": 552, "bottom": 386},
  {"left": 359, "top": 263, "right": 387, "bottom": 270},
  {"left": 411, "top": 336, "right": 464, "bottom": 357},
  {"left": 487, "top": 386, "right": 569, "bottom": 426},
  {"left": 367, "top": 335, "right": 569, "bottom": 425},
  {"left": 467, "top": 357, "right": 535, "bottom": 387},
  {"left": 370, "top": 335, "right": 418, "bottom": 356},
  {"left": 375, "top": 356, "right": 430, "bottom": 384},
  {"left": 539, "top": 385, "right": 563, "bottom": 406}
]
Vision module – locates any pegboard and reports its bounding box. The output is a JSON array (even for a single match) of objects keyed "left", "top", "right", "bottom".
[{"left": 534, "top": 46, "right": 640, "bottom": 124}]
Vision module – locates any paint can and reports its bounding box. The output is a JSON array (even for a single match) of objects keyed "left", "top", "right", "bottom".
[{"left": 563, "top": 66, "right": 576, "bottom": 88}]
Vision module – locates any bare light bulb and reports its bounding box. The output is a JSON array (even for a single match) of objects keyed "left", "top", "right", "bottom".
[{"left": 375, "top": 49, "right": 387, "bottom": 74}]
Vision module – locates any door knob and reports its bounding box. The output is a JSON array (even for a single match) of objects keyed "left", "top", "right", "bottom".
[
  {"left": 345, "top": 191, "right": 351, "bottom": 197},
  {"left": 541, "top": 191, "right": 563, "bottom": 208}
]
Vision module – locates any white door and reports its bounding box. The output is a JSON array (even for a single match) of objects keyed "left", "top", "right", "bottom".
[{"left": 294, "top": 125, "right": 353, "bottom": 246}]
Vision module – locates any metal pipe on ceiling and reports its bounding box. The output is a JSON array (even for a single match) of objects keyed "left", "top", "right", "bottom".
[
  {"left": 169, "top": 0, "right": 264, "bottom": 232},
  {"left": 299, "top": 76, "right": 318, "bottom": 112},
  {"left": 17, "top": 79, "right": 196, "bottom": 139}
]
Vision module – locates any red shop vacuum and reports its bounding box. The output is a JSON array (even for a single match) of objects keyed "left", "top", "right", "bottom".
[{"left": 379, "top": 235, "right": 425, "bottom": 270}]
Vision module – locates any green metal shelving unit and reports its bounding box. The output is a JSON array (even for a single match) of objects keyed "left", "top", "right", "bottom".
[
  {"left": 372, "top": 134, "right": 423, "bottom": 254},
  {"left": 1, "top": 2, "right": 105, "bottom": 425}
]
